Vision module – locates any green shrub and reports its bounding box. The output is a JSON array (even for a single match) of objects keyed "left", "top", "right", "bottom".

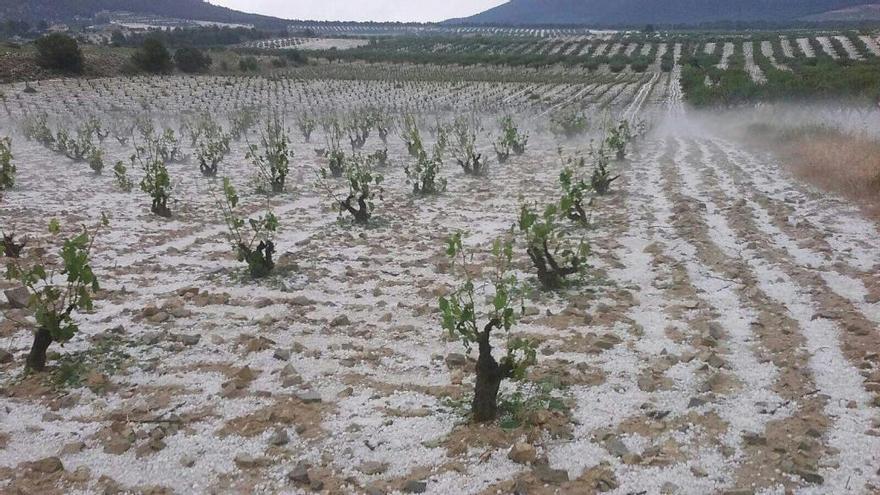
[
  {"left": 238, "top": 56, "right": 260, "bottom": 72},
  {"left": 174, "top": 46, "right": 213, "bottom": 73},
  {"left": 34, "top": 34, "right": 83, "bottom": 73},
  {"left": 132, "top": 37, "right": 172, "bottom": 74}
]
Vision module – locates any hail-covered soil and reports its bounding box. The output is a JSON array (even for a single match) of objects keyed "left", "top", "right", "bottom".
[{"left": 0, "top": 71, "right": 879, "bottom": 495}]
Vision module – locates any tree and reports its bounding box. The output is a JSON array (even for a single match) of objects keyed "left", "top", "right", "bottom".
[
  {"left": 132, "top": 37, "right": 172, "bottom": 74},
  {"left": 110, "top": 30, "right": 125, "bottom": 47},
  {"left": 175, "top": 46, "right": 213, "bottom": 73},
  {"left": 34, "top": 33, "right": 84, "bottom": 73}
]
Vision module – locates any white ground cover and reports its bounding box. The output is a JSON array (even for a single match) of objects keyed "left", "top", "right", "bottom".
[{"left": 0, "top": 72, "right": 878, "bottom": 495}]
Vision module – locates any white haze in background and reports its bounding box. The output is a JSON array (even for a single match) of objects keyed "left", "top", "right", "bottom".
[{"left": 208, "top": 0, "right": 507, "bottom": 22}]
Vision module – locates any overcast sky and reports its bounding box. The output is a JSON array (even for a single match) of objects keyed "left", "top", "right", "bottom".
[{"left": 209, "top": 0, "right": 508, "bottom": 22}]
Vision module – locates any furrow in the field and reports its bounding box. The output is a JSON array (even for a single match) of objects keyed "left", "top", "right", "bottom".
[
  {"left": 718, "top": 138, "right": 880, "bottom": 296},
  {"left": 666, "top": 138, "right": 787, "bottom": 447},
  {"left": 760, "top": 40, "right": 791, "bottom": 71},
  {"left": 704, "top": 142, "right": 880, "bottom": 335},
  {"left": 548, "top": 142, "right": 722, "bottom": 493},
  {"left": 623, "top": 73, "right": 660, "bottom": 122},
  {"left": 680, "top": 139, "right": 837, "bottom": 491},
  {"left": 796, "top": 38, "right": 816, "bottom": 58},
  {"left": 697, "top": 139, "right": 880, "bottom": 494},
  {"left": 815, "top": 37, "right": 839, "bottom": 59},
  {"left": 717, "top": 42, "right": 735, "bottom": 69},
  {"left": 779, "top": 37, "right": 795, "bottom": 58},
  {"left": 860, "top": 35, "right": 880, "bottom": 56},
  {"left": 714, "top": 140, "right": 880, "bottom": 273},
  {"left": 743, "top": 42, "right": 767, "bottom": 84},
  {"left": 833, "top": 35, "right": 863, "bottom": 60}
]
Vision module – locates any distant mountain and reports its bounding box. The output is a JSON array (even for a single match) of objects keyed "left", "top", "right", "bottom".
[
  {"left": 451, "top": 0, "right": 876, "bottom": 26},
  {"left": 802, "top": 3, "right": 880, "bottom": 21},
  {"left": 0, "top": 0, "right": 290, "bottom": 29}
]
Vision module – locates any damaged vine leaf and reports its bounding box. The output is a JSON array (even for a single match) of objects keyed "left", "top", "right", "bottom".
[
  {"left": 218, "top": 178, "right": 279, "bottom": 278},
  {"left": 246, "top": 112, "right": 294, "bottom": 194},
  {"left": 518, "top": 202, "right": 590, "bottom": 291},
  {"left": 400, "top": 113, "right": 423, "bottom": 158},
  {"left": 452, "top": 116, "right": 488, "bottom": 176},
  {"left": 558, "top": 151, "right": 593, "bottom": 226},
  {"left": 0, "top": 136, "right": 14, "bottom": 193},
  {"left": 297, "top": 114, "right": 317, "bottom": 143},
  {"left": 590, "top": 146, "right": 620, "bottom": 196},
  {"left": 319, "top": 153, "right": 384, "bottom": 225},
  {"left": 197, "top": 132, "right": 231, "bottom": 177},
  {"left": 112, "top": 160, "right": 133, "bottom": 192},
  {"left": 4, "top": 214, "right": 109, "bottom": 372},
  {"left": 439, "top": 232, "right": 536, "bottom": 422},
  {"left": 404, "top": 120, "right": 448, "bottom": 195},
  {"left": 132, "top": 137, "right": 173, "bottom": 217},
  {"left": 605, "top": 119, "right": 632, "bottom": 161},
  {"left": 550, "top": 108, "right": 590, "bottom": 139},
  {"left": 323, "top": 119, "right": 347, "bottom": 178},
  {"left": 493, "top": 115, "right": 529, "bottom": 163},
  {"left": 2, "top": 228, "right": 27, "bottom": 258}
]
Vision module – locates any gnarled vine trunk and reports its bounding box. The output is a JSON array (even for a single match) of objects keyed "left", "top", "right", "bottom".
[
  {"left": 472, "top": 320, "right": 513, "bottom": 422},
  {"left": 152, "top": 197, "right": 172, "bottom": 218},
  {"left": 527, "top": 239, "right": 580, "bottom": 290},
  {"left": 27, "top": 327, "right": 52, "bottom": 372},
  {"left": 341, "top": 194, "right": 370, "bottom": 225}
]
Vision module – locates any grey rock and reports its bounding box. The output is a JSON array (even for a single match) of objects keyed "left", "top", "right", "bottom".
[
  {"left": 403, "top": 480, "right": 427, "bottom": 493},
  {"left": 269, "top": 428, "right": 289, "bottom": 446},
  {"left": 4, "top": 286, "right": 29, "bottom": 309},
  {"left": 661, "top": 481, "right": 680, "bottom": 494},
  {"left": 273, "top": 348, "right": 291, "bottom": 361},
  {"left": 60, "top": 441, "right": 85, "bottom": 455},
  {"left": 604, "top": 437, "right": 630, "bottom": 458},
  {"left": 177, "top": 334, "right": 201, "bottom": 346},
  {"left": 104, "top": 436, "right": 132, "bottom": 455},
  {"left": 330, "top": 314, "right": 351, "bottom": 327},
  {"left": 290, "top": 295, "right": 314, "bottom": 306},
  {"left": 444, "top": 353, "right": 467, "bottom": 368},
  {"left": 288, "top": 462, "right": 310, "bottom": 484},
  {"left": 534, "top": 464, "right": 569, "bottom": 484},
  {"left": 180, "top": 455, "right": 196, "bottom": 468},
  {"left": 357, "top": 461, "right": 388, "bottom": 475},
  {"left": 30, "top": 457, "right": 63, "bottom": 473},
  {"left": 297, "top": 390, "right": 322, "bottom": 403},
  {"left": 795, "top": 469, "right": 824, "bottom": 484}
]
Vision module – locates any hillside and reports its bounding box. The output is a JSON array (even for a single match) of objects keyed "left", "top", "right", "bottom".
[
  {"left": 802, "top": 4, "right": 880, "bottom": 21},
  {"left": 452, "top": 0, "right": 875, "bottom": 26},
  {"left": 0, "top": 0, "right": 290, "bottom": 29}
]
